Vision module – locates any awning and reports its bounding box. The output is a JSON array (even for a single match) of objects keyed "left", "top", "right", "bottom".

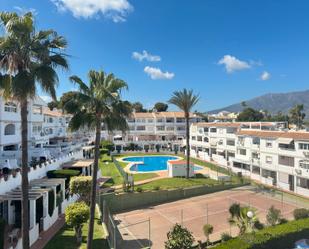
[
  {"left": 216, "top": 149, "right": 225, "bottom": 153},
  {"left": 114, "top": 135, "right": 122, "bottom": 139},
  {"left": 277, "top": 137, "right": 293, "bottom": 144}
]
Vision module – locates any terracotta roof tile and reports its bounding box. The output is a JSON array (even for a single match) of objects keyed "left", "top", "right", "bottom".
[{"left": 237, "top": 130, "right": 309, "bottom": 140}]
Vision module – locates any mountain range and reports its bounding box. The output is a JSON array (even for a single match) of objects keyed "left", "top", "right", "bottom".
[{"left": 208, "top": 89, "right": 309, "bottom": 117}]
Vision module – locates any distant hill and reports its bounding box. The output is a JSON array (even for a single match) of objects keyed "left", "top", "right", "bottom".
[{"left": 208, "top": 89, "right": 309, "bottom": 117}]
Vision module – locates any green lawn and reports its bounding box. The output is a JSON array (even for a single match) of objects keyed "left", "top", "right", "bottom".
[
  {"left": 99, "top": 154, "right": 158, "bottom": 187},
  {"left": 44, "top": 212, "right": 108, "bottom": 249},
  {"left": 137, "top": 177, "right": 219, "bottom": 191}
]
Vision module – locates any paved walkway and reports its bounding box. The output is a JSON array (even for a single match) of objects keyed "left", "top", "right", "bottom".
[{"left": 30, "top": 215, "right": 65, "bottom": 249}]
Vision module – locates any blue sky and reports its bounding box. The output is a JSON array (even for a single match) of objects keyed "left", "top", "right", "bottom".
[{"left": 1, "top": 0, "right": 309, "bottom": 111}]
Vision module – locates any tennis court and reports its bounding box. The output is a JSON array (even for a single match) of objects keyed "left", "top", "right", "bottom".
[{"left": 114, "top": 186, "right": 301, "bottom": 249}]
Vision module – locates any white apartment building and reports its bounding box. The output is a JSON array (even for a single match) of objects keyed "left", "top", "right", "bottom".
[
  {"left": 189, "top": 121, "right": 309, "bottom": 198},
  {"left": 102, "top": 111, "right": 202, "bottom": 151},
  {"left": 0, "top": 96, "right": 91, "bottom": 166}
]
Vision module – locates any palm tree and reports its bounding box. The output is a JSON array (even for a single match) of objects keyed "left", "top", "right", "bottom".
[
  {"left": 64, "top": 70, "right": 130, "bottom": 249},
  {"left": 0, "top": 12, "right": 68, "bottom": 249},
  {"left": 168, "top": 89, "right": 199, "bottom": 178},
  {"left": 228, "top": 203, "right": 258, "bottom": 235}
]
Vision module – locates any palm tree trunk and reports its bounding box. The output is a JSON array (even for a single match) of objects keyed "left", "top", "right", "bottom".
[
  {"left": 20, "top": 99, "right": 30, "bottom": 249},
  {"left": 185, "top": 113, "right": 190, "bottom": 179},
  {"left": 87, "top": 115, "right": 101, "bottom": 249}
]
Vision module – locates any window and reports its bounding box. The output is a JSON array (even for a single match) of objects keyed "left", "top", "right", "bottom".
[
  {"left": 197, "top": 136, "right": 202, "bottom": 142},
  {"left": 278, "top": 155, "right": 294, "bottom": 167},
  {"left": 203, "top": 127, "right": 209, "bottom": 133},
  {"left": 136, "top": 118, "right": 145, "bottom": 123},
  {"left": 266, "top": 141, "right": 273, "bottom": 148},
  {"left": 32, "top": 125, "right": 42, "bottom": 134},
  {"left": 227, "top": 128, "right": 237, "bottom": 134},
  {"left": 210, "top": 128, "right": 217, "bottom": 133},
  {"left": 157, "top": 118, "right": 163, "bottom": 123},
  {"left": 252, "top": 152, "right": 259, "bottom": 159},
  {"left": 238, "top": 149, "right": 246, "bottom": 155},
  {"left": 166, "top": 126, "right": 174, "bottom": 131},
  {"left": 204, "top": 137, "right": 209, "bottom": 143},
  {"left": 166, "top": 118, "right": 174, "bottom": 123},
  {"left": 227, "top": 139, "right": 235, "bottom": 146},
  {"left": 136, "top": 126, "right": 146, "bottom": 131},
  {"left": 176, "top": 118, "right": 185, "bottom": 123},
  {"left": 252, "top": 137, "right": 260, "bottom": 145},
  {"left": 177, "top": 126, "right": 185, "bottom": 131},
  {"left": 266, "top": 156, "right": 272, "bottom": 164},
  {"left": 147, "top": 119, "right": 154, "bottom": 123},
  {"left": 4, "top": 124, "right": 15, "bottom": 135},
  {"left": 4, "top": 102, "right": 17, "bottom": 113},
  {"left": 299, "top": 161, "right": 309, "bottom": 170},
  {"left": 191, "top": 136, "right": 196, "bottom": 141},
  {"left": 156, "top": 126, "right": 165, "bottom": 131},
  {"left": 32, "top": 104, "right": 42, "bottom": 115},
  {"left": 238, "top": 137, "right": 245, "bottom": 145},
  {"left": 297, "top": 177, "right": 309, "bottom": 190},
  {"left": 299, "top": 143, "right": 309, "bottom": 150}
]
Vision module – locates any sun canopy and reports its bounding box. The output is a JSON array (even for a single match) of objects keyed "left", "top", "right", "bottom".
[{"left": 277, "top": 137, "right": 293, "bottom": 144}]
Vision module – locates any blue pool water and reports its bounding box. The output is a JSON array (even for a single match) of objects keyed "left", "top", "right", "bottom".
[{"left": 122, "top": 156, "right": 203, "bottom": 172}]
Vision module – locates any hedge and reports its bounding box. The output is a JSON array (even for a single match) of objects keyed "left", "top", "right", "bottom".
[
  {"left": 47, "top": 169, "right": 80, "bottom": 180},
  {"left": 212, "top": 218, "right": 309, "bottom": 249}
]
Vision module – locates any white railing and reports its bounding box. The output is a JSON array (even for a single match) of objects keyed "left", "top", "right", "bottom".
[{"left": 0, "top": 150, "right": 83, "bottom": 195}]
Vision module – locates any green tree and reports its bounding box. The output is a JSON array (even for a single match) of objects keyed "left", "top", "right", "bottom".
[
  {"left": 65, "top": 202, "right": 90, "bottom": 244},
  {"left": 47, "top": 100, "right": 59, "bottom": 110},
  {"left": 237, "top": 107, "right": 264, "bottom": 121},
  {"left": 168, "top": 89, "right": 199, "bottom": 178},
  {"left": 132, "top": 101, "right": 147, "bottom": 112},
  {"left": 101, "top": 140, "right": 115, "bottom": 154},
  {"left": 203, "top": 224, "right": 214, "bottom": 246},
  {"left": 0, "top": 12, "right": 68, "bottom": 248},
  {"left": 228, "top": 203, "right": 259, "bottom": 235},
  {"left": 266, "top": 205, "right": 282, "bottom": 226},
  {"left": 64, "top": 69, "right": 131, "bottom": 249},
  {"left": 289, "top": 104, "right": 306, "bottom": 128},
  {"left": 165, "top": 224, "right": 195, "bottom": 249},
  {"left": 59, "top": 91, "right": 78, "bottom": 112},
  {"left": 70, "top": 176, "right": 92, "bottom": 204},
  {"left": 154, "top": 102, "right": 168, "bottom": 112}
]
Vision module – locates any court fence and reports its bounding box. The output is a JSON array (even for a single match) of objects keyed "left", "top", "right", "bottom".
[
  {"left": 99, "top": 182, "right": 247, "bottom": 213},
  {"left": 100, "top": 199, "right": 151, "bottom": 249}
]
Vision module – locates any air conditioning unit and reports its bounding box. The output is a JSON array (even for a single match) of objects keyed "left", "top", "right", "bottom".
[{"left": 303, "top": 151, "right": 309, "bottom": 158}]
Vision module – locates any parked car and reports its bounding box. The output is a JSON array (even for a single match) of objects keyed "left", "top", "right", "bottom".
[{"left": 294, "top": 239, "right": 309, "bottom": 249}]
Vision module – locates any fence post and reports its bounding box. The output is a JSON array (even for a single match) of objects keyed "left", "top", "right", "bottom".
[{"left": 148, "top": 218, "right": 151, "bottom": 248}]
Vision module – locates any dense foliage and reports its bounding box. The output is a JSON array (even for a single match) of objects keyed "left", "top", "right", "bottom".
[
  {"left": 65, "top": 202, "right": 90, "bottom": 243},
  {"left": 70, "top": 176, "right": 92, "bottom": 204},
  {"left": 154, "top": 102, "right": 168, "bottom": 112},
  {"left": 212, "top": 218, "right": 309, "bottom": 249},
  {"left": 165, "top": 224, "right": 195, "bottom": 249},
  {"left": 293, "top": 208, "right": 309, "bottom": 220}
]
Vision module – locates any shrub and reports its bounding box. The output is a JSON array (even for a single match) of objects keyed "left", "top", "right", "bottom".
[
  {"left": 101, "top": 140, "right": 115, "bottom": 152},
  {"left": 266, "top": 205, "right": 282, "bottom": 226},
  {"left": 203, "top": 224, "right": 214, "bottom": 245},
  {"left": 136, "top": 187, "right": 143, "bottom": 193},
  {"left": 153, "top": 186, "right": 160, "bottom": 191},
  {"left": 70, "top": 176, "right": 92, "bottom": 204},
  {"left": 0, "top": 218, "right": 6, "bottom": 249},
  {"left": 293, "top": 208, "right": 309, "bottom": 220},
  {"left": 212, "top": 218, "right": 309, "bottom": 249},
  {"left": 220, "top": 232, "right": 232, "bottom": 242},
  {"left": 165, "top": 224, "right": 194, "bottom": 249},
  {"left": 47, "top": 169, "right": 80, "bottom": 180},
  {"left": 65, "top": 202, "right": 90, "bottom": 244}
]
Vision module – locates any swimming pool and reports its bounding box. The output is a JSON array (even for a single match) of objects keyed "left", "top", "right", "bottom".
[{"left": 122, "top": 155, "right": 203, "bottom": 172}]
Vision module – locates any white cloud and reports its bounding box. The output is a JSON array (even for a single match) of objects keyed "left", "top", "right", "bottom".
[
  {"left": 40, "top": 95, "right": 52, "bottom": 103},
  {"left": 260, "top": 71, "right": 271, "bottom": 81},
  {"left": 218, "top": 55, "right": 251, "bottom": 73},
  {"left": 132, "top": 50, "right": 161, "bottom": 62},
  {"left": 144, "top": 66, "right": 174, "bottom": 80},
  {"left": 51, "top": 0, "right": 133, "bottom": 22}
]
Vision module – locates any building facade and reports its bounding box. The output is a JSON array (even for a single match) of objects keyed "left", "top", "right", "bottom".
[
  {"left": 102, "top": 111, "right": 202, "bottom": 151},
  {"left": 190, "top": 121, "right": 309, "bottom": 197}
]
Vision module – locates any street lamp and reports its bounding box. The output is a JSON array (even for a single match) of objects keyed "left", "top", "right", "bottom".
[{"left": 247, "top": 210, "right": 254, "bottom": 219}]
